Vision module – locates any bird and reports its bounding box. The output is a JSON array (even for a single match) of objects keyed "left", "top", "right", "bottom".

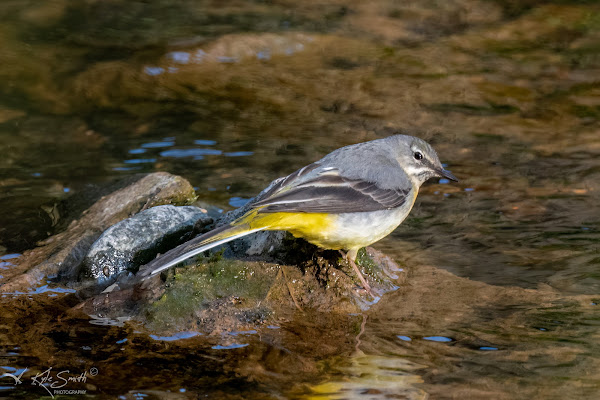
[{"left": 137, "top": 134, "right": 458, "bottom": 292}]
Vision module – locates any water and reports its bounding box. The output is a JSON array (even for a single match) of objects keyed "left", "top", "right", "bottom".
[{"left": 1, "top": 0, "right": 600, "bottom": 398}]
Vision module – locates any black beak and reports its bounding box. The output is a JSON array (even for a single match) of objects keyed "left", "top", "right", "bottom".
[{"left": 438, "top": 168, "right": 459, "bottom": 182}]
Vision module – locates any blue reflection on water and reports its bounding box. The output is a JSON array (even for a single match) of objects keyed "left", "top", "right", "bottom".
[
  {"left": 129, "top": 148, "right": 146, "bottom": 154},
  {"left": 141, "top": 141, "right": 175, "bottom": 148},
  {"left": 224, "top": 151, "right": 254, "bottom": 157},
  {"left": 194, "top": 49, "right": 207, "bottom": 62},
  {"left": 257, "top": 50, "right": 271, "bottom": 60},
  {"left": 423, "top": 336, "right": 453, "bottom": 342},
  {"left": 167, "top": 51, "right": 191, "bottom": 64},
  {"left": 150, "top": 331, "right": 201, "bottom": 341},
  {"left": 229, "top": 330, "right": 257, "bottom": 336},
  {"left": 29, "top": 285, "right": 76, "bottom": 295},
  {"left": 212, "top": 343, "right": 249, "bottom": 350},
  {"left": 1, "top": 285, "right": 76, "bottom": 296},
  {"left": 194, "top": 139, "right": 217, "bottom": 145},
  {"left": 160, "top": 149, "right": 222, "bottom": 158},
  {"left": 124, "top": 158, "right": 157, "bottom": 164},
  {"left": 229, "top": 197, "right": 251, "bottom": 208},
  {"left": 144, "top": 66, "right": 164, "bottom": 76},
  {"left": 114, "top": 166, "right": 142, "bottom": 171}
]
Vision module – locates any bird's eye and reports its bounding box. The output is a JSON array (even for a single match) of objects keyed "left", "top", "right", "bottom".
[{"left": 414, "top": 152, "right": 423, "bottom": 160}]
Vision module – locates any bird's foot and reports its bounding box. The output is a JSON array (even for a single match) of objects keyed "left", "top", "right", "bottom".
[
  {"left": 280, "top": 265, "right": 303, "bottom": 312},
  {"left": 340, "top": 250, "right": 372, "bottom": 295}
]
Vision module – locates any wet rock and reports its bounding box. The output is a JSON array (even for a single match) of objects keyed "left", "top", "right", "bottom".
[
  {"left": 78, "top": 243, "right": 405, "bottom": 336},
  {"left": 82, "top": 205, "right": 212, "bottom": 287},
  {"left": 0, "top": 172, "right": 197, "bottom": 293}
]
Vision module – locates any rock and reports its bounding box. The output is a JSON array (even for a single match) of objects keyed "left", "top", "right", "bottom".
[
  {"left": 77, "top": 244, "right": 405, "bottom": 336},
  {"left": 81, "top": 205, "right": 212, "bottom": 287},
  {"left": 0, "top": 172, "right": 197, "bottom": 293}
]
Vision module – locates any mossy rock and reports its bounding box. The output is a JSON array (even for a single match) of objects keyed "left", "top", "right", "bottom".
[{"left": 79, "top": 244, "right": 405, "bottom": 336}]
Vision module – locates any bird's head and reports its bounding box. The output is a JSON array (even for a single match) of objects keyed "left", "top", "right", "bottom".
[{"left": 390, "top": 135, "right": 458, "bottom": 187}]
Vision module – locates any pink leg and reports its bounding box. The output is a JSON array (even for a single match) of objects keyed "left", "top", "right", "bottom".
[{"left": 341, "top": 249, "right": 372, "bottom": 294}]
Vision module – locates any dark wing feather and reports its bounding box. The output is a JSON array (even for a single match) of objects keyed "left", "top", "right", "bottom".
[
  {"left": 252, "top": 169, "right": 411, "bottom": 214},
  {"left": 255, "top": 163, "right": 321, "bottom": 201}
]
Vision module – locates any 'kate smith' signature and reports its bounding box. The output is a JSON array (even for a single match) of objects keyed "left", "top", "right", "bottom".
[{"left": 1, "top": 366, "right": 98, "bottom": 398}]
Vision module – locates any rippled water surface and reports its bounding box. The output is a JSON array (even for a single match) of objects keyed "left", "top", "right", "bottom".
[{"left": 1, "top": 0, "right": 599, "bottom": 398}]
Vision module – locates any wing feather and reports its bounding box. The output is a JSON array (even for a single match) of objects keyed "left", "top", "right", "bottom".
[{"left": 252, "top": 167, "right": 411, "bottom": 214}]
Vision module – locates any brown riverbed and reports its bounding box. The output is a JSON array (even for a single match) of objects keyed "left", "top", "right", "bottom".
[{"left": 1, "top": 0, "right": 599, "bottom": 398}]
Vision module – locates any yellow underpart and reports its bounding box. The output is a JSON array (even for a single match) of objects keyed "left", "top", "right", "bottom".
[{"left": 234, "top": 209, "right": 336, "bottom": 247}]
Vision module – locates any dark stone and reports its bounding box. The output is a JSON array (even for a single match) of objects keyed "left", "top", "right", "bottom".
[{"left": 81, "top": 205, "right": 212, "bottom": 286}]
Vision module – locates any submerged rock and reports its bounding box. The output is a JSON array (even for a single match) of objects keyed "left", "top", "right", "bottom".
[{"left": 81, "top": 205, "right": 212, "bottom": 286}]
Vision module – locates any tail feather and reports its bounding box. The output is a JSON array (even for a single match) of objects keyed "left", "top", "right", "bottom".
[{"left": 137, "top": 223, "right": 264, "bottom": 279}]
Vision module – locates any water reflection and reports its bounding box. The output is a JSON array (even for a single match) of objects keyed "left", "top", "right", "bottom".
[
  {"left": 300, "top": 354, "right": 427, "bottom": 400},
  {"left": 422, "top": 336, "right": 453, "bottom": 343},
  {"left": 150, "top": 332, "right": 201, "bottom": 342},
  {"left": 229, "top": 197, "right": 251, "bottom": 208},
  {"left": 159, "top": 148, "right": 221, "bottom": 158},
  {"left": 141, "top": 141, "right": 175, "bottom": 149},
  {"left": 212, "top": 344, "right": 249, "bottom": 350}
]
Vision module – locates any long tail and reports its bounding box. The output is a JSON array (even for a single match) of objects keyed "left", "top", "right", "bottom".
[{"left": 136, "top": 221, "right": 265, "bottom": 280}]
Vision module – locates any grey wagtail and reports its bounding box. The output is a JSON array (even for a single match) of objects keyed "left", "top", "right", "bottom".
[{"left": 139, "top": 134, "right": 458, "bottom": 292}]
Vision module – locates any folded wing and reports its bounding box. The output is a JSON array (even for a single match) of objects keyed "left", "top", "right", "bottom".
[{"left": 252, "top": 167, "right": 411, "bottom": 214}]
